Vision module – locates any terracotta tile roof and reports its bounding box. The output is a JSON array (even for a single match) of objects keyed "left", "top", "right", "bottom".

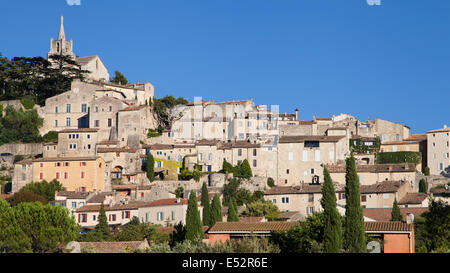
[
  {"left": 112, "top": 185, "right": 137, "bottom": 190},
  {"left": 230, "top": 141, "right": 261, "bottom": 148},
  {"left": 56, "top": 191, "right": 91, "bottom": 199},
  {"left": 86, "top": 192, "right": 115, "bottom": 204},
  {"left": 208, "top": 222, "right": 300, "bottom": 233},
  {"left": 350, "top": 136, "right": 377, "bottom": 142},
  {"left": 278, "top": 211, "right": 305, "bottom": 221},
  {"left": 76, "top": 201, "right": 146, "bottom": 212},
  {"left": 59, "top": 128, "right": 99, "bottom": 133},
  {"left": 430, "top": 187, "right": 450, "bottom": 195},
  {"left": 97, "top": 147, "right": 139, "bottom": 153},
  {"left": 296, "top": 120, "right": 316, "bottom": 125},
  {"left": 398, "top": 193, "right": 429, "bottom": 205},
  {"left": 427, "top": 127, "right": 450, "bottom": 134},
  {"left": 33, "top": 157, "right": 99, "bottom": 162},
  {"left": 327, "top": 127, "right": 347, "bottom": 130},
  {"left": 405, "top": 134, "right": 427, "bottom": 141},
  {"left": 279, "top": 135, "right": 345, "bottom": 143},
  {"left": 143, "top": 144, "right": 175, "bottom": 150},
  {"left": 264, "top": 184, "right": 344, "bottom": 195},
  {"left": 97, "top": 140, "right": 120, "bottom": 145},
  {"left": 77, "top": 240, "right": 149, "bottom": 253},
  {"left": 325, "top": 163, "right": 416, "bottom": 173},
  {"left": 364, "top": 221, "right": 413, "bottom": 232},
  {"left": 0, "top": 194, "right": 12, "bottom": 199},
  {"left": 360, "top": 181, "right": 406, "bottom": 194},
  {"left": 363, "top": 207, "right": 428, "bottom": 222},
  {"left": 196, "top": 139, "right": 220, "bottom": 146},
  {"left": 146, "top": 198, "right": 188, "bottom": 206},
  {"left": 15, "top": 159, "right": 33, "bottom": 165}
]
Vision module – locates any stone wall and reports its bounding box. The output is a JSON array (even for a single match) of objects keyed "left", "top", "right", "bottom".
[{"left": 0, "top": 143, "right": 43, "bottom": 156}]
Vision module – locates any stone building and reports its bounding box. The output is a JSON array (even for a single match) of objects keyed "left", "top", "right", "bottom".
[{"left": 426, "top": 126, "right": 450, "bottom": 175}]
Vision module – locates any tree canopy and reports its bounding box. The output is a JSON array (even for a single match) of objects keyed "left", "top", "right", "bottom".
[{"left": 110, "top": 70, "right": 129, "bottom": 85}]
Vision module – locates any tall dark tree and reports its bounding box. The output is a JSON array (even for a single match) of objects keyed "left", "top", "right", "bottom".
[
  {"left": 211, "top": 194, "right": 223, "bottom": 225},
  {"left": 201, "top": 183, "right": 213, "bottom": 227},
  {"left": 240, "top": 159, "right": 253, "bottom": 179},
  {"left": 169, "top": 222, "right": 186, "bottom": 247},
  {"left": 343, "top": 155, "right": 366, "bottom": 253},
  {"left": 421, "top": 200, "right": 450, "bottom": 251},
  {"left": 185, "top": 191, "right": 202, "bottom": 241},
  {"left": 391, "top": 198, "right": 403, "bottom": 222},
  {"left": 321, "top": 167, "right": 343, "bottom": 253},
  {"left": 110, "top": 70, "right": 129, "bottom": 85},
  {"left": 146, "top": 153, "right": 155, "bottom": 182},
  {"left": 227, "top": 198, "right": 239, "bottom": 222},
  {"left": 419, "top": 179, "right": 428, "bottom": 193},
  {"left": 95, "top": 203, "right": 111, "bottom": 241}
]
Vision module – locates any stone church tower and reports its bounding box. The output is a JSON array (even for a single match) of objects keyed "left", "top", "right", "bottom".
[{"left": 48, "top": 16, "right": 75, "bottom": 60}]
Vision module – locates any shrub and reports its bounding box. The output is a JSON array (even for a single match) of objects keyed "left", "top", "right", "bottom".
[
  {"left": 267, "top": 177, "right": 275, "bottom": 187},
  {"left": 42, "top": 131, "right": 58, "bottom": 143},
  {"left": 20, "top": 97, "right": 35, "bottom": 110},
  {"left": 424, "top": 167, "right": 430, "bottom": 176},
  {"left": 376, "top": 151, "right": 421, "bottom": 164}
]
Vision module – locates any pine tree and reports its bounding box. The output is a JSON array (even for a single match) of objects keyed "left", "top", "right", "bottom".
[
  {"left": 211, "top": 194, "right": 222, "bottom": 225},
  {"left": 146, "top": 153, "right": 155, "bottom": 182},
  {"left": 321, "top": 167, "right": 343, "bottom": 253},
  {"left": 227, "top": 197, "right": 239, "bottom": 222},
  {"left": 95, "top": 203, "right": 111, "bottom": 241},
  {"left": 201, "top": 183, "right": 213, "bottom": 227},
  {"left": 222, "top": 159, "right": 234, "bottom": 174},
  {"left": 185, "top": 191, "right": 203, "bottom": 241},
  {"left": 343, "top": 155, "right": 366, "bottom": 253},
  {"left": 391, "top": 198, "right": 403, "bottom": 222}
]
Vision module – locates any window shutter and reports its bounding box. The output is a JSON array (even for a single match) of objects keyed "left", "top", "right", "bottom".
[{"left": 78, "top": 214, "right": 80, "bottom": 223}]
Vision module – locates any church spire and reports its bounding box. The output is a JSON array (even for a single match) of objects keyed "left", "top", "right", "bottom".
[{"left": 58, "top": 15, "right": 66, "bottom": 41}]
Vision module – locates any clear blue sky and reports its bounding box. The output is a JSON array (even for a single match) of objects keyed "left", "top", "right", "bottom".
[{"left": 1, "top": 0, "right": 449, "bottom": 134}]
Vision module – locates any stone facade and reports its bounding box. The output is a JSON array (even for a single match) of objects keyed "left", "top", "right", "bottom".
[{"left": 426, "top": 126, "right": 450, "bottom": 175}]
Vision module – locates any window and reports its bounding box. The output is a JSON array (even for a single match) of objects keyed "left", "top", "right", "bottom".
[
  {"left": 359, "top": 175, "right": 364, "bottom": 182},
  {"left": 95, "top": 107, "right": 98, "bottom": 112},
  {"left": 272, "top": 199, "right": 276, "bottom": 204},
  {"left": 95, "top": 120, "right": 100, "bottom": 127},
  {"left": 238, "top": 149, "right": 242, "bottom": 156},
  {"left": 253, "top": 160, "right": 257, "bottom": 167},
  {"left": 81, "top": 104, "right": 87, "bottom": 113},
  {"left": 171, "top": 211, "right": 176, "bottom": 220},
  {"left": 108, "top": 118, "right": 112, "bottom": 127},
  {"left": 124, "top": 211, "right": 130, "bottom": 219},
  {"left": 66, "top": 104, "right": 71, "bottom": 113},
  {"left": 440, "top": 163, "right": 444, "bottom": 171},
  {"left": 361, "top": 195, "right": 367, "bottom": 202},
  {"left": 64, "top": 172, "right": 68, "bottom": 179},
  {"left": 39, "top": 173, "right": 44, "bottom": 180},
  {"left": 66, "top": 118, "right": 71, "bottom": 127},
  {"left": 308, "top": 194, "right": 314, "bottom": 202},
  {"left": 208, "top": 153, "right": 213, "bottom": 161},
  {"left": 288, "top": 152, "right": 293, "bottom": 161},
  {"left": 72, "top": 202, "right": 77, "bottom": 208},
  {"left": 81, "top": 214, "right": 87, "bottom": 223},
  {"left": 157, "top": 212, "right": 164, "bottom": 221},
  {"left": 286, "top": 169, "right": 290, "bottom": 174},
  {"left": 55, "top": 120, "right": 58, "bottom": 127},
  {"left": 109, "top": 106, "right": 112, "bottom": 112},
  {"left": 253, "top": 149, "right": 257, "bottom": 156},
  {"left": 304, "top": 141, "right": 319, "bottom": 148},
  {"left": 311, "top": 168, "right": 315, "bottom": 174},
  {"left": 301, "top": 150, "right": 308, "bottom": 162},
  {"left": 198, "top": 153, "right": 203, "bottom": 160},
  {"left": 145, "top": 213, "right": 150, "bottom": 223},
  {"left": 55, "top": 106, "right": 58, "bottom": 113},
  {"left": 81, "top": 172, "right": 85, "bottom": 179},
  {"left": 393, "top": 146, "right": 398, "bottom": 152},
  {"left": 109, "top": 214, "right": 116, "bottom": 221},
  {"left": 56, "top": 172, "right": 60, "bottom": 179},
  {"left": 65, "top": 162, "right": 70, "bottom": 167},
  {"left": 314, "top": 150, "right": 321, "bottom": 162},
  {"left": 307, "top": 207, "right": 315, "bottom": 215},
  {"left": 329, "top": 151, "right": 334, "bottom": 161},
  {"left": 93, "top": 215, "right": 96, "bottom": 221}
]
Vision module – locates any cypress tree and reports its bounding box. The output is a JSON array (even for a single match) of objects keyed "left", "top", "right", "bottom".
[
  {"left": 227, "top": 197, "right": 239, "bottom": 222},
  {"left": 343, "top": 155, "right": 366, "bottom": 253},
  {"left": 391, "top": 198, "right": 403, "bottom": 222},
  {"left": 95, "top": 203, "right": 111, "bottom": 241},
  {"left": 211, "top": 194, "right": 222, "bottom": 225},
  {"left": 146, "top": 153, "right": 155, "bottom": 182},
  {"left": 241, "top": 159, "right": 253, "bottom": 178},
  {"left": 321, "top": 167, "right": 343, "bottom": 253},
  {"left": 201, "top": 183, "right": 213, "bottom": 227},
  {"left": 185, "top": 191, "right": 203, "bottom": 241},
  {"left": 419, "top": 179, "right": 427, "bottom": 193}
]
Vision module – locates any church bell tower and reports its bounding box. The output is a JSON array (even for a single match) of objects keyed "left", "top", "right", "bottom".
[{"left": 48, "top": 16, "right": 75, "bottom": 60}]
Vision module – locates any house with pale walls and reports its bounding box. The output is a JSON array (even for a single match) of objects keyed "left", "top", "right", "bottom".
[
  {"left": 426, "top": 126, "right": 450, "bottom": 175},
  {"left": 117, "top": 106, "right": 158, "bottom": 148},
  {"left": 277, "top": 135, "right": 349, "bottom": 186},
  {"left": 75, "top": 198, "right": 192, "bottom": 230}
]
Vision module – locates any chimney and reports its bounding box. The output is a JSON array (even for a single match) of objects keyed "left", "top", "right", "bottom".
[
  {"left": 406, "top": 213, "right": 414, "bottom": 224},
  {"left": 295, "top": 109, "right": 299, "bottom": 121}
]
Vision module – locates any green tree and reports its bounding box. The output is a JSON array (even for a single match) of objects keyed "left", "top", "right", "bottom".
[
  {"left": 175, "top": 186, "right": 184, "bottom": 198},
  {"left": 110, "top": 70, "right": 129, "bottom": 85},
  {"left": 211, "top": 194, "right": 222, "bottom": 225},
  {"left": 95, "top": 203, "right": 111, "bottom": 241},
  {"left": 391, "top": 198, "right": 403, "bottom": 222},
  {"left": 20, "top": 97, "right": 35, "bottom": 109},
  {"left": 0, "top": 106, "right": 44, "bottom": 144},
  {"left": 201, "top": 183, "right": 213, "bottom": 227},
  {"left": 185, "top": 191, "right": 203, "bottom": 241},
  {"left": 146, "top": 153, "right": 155, "bottom": 182},
  {"left": 421, "top": 199, "right": 450, "bottom": 252},
  {"left": 419, "top": 179, "right": 428, "bottom": 193},
  {"left": 240, "top": 159, "right": 253, "bottom": 179},
  {"left": 222, "top": 159, "right": 234, "bottom": 174},
  {"left": 7, "top": 191, "right": 47, "bottom": 206},
  {"left": 42, "top": 131, "right": 59, "bottom": 143},
  {"left": 0, "top": 200, "right": 79, "bottom": 253},
  {"left": 170, "top": 222, "right": 186, "bottom": 247},
  {"left": 343, "top": 155, "right": 366, "bottom": 253},
  {"left": 267, "top": 177, "right": 275, "bottom": 188},
  {"left": 19, "top": 179, "right": 62, "bottom": 202},
  {"left": 424, "top": 167, "right": 430, "bottom": 176},
  {"left": 241, "top": 200, "right": 280, "bottom": 221},
  {"left": 321, "top": 167, "right": 342, "bottom": 253},
  {"left": 227, "top": 198, "right": 240, "bottom": 222}
]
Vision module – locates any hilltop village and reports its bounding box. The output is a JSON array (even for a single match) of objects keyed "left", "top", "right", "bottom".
[{"left": 0, "top": 17, "right": 448, "bottom": 254}]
